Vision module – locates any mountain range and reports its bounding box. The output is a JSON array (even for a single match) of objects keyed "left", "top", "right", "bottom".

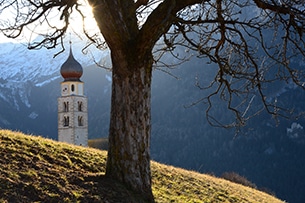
[{"left": 0, "top": 37, "right": 304, "bottom": 203}]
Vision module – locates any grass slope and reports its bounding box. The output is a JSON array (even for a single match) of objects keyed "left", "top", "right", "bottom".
[{"left": 0, "top": 130, "right": 284, "bottom": 203}]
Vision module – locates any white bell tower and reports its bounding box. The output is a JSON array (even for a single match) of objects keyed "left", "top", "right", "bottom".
[{"left": 58, "top": 46, "right": 88, "bottom": 146}]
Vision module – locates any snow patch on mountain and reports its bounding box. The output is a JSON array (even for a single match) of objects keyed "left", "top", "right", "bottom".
[
  {"left": 28, "top": 111, "right": 39, "bottom": 119},
  {"left": 35, "top": 76, "right": 61, "bottom": 87},
  {"left": 105, "top": 74, "right": 112, "bottom": 82},
  {"left": 0, "top": 114, "right": 10, "bottom": 126}
]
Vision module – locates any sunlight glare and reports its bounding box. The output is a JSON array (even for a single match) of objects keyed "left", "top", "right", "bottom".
[
  {"left": 0, "top": 0, "right": 99, "bottom": 43},
  {"left": 69, "top": 0, "right": 99, "bottom": 34}
]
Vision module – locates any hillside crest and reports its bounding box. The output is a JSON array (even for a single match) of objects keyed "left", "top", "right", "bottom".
[{"left": 0, "top": 130, "right": 284, "bottom": 202}]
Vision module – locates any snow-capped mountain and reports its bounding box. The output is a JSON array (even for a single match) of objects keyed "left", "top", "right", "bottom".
[{"left": 0, "top": 36, "right": 110, "bottom": 110}]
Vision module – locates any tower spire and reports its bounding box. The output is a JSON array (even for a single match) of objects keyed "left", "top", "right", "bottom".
[
  {"left": 69, "top": 34, "right": 72, "bottom": 52},
  {"left": 60, "top": 41, "right": 83, "bottom": 82}
]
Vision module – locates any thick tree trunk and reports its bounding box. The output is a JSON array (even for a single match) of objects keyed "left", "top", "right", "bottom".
[
  {"left": 106, "top": 49, "right": 154, "bottom": 202},
  {"left": 88, "top": 1, "right": 157, "bottom": 201}
]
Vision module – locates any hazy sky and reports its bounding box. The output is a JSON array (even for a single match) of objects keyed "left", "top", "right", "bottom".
[{"left": 0, "top": 1, "right": 97, "bottom": 44}]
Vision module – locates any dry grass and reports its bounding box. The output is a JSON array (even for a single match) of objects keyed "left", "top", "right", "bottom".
[
  {"left": 152, "top": 163, "right": 282, "bottom": 203},
  {"left": 0, "top": 129, "right": 284, "bottom": 202}
]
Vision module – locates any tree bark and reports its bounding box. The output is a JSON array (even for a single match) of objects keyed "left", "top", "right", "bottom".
[{"left": 106, "top": 47, "right": 154, "bottom": 202}]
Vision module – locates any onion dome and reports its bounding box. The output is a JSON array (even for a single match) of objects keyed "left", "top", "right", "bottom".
[{"left": 60, "top": 47, "right": 83, "bottom": 81}]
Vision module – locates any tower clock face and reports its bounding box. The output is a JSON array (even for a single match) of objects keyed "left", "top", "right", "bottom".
[{"left": 62, "top": 84, "right": 69, "bottom": 96}]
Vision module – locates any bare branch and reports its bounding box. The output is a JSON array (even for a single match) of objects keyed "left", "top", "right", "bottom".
[{"left": 135, "top": 0, "right": 149, "bottom": 9}]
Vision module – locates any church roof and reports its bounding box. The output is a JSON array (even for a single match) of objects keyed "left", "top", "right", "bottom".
[{"left": 60, "top": 46, "right": 83, "bottom": 81}]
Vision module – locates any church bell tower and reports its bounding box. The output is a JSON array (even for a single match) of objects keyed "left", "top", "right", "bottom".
[{"left": 58, "top": 46, "right": 88, "bottom": 146}]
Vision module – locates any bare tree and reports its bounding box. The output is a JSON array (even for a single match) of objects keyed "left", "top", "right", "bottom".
[{"left": 0, "top": 0, "right": 304, "bottom": 201}]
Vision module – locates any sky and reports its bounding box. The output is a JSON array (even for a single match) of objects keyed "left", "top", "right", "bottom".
[{"left": 0, "top": 0, "right": 98, "bottom": 44}]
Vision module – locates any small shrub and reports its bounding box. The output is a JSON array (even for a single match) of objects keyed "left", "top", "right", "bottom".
[
  {"left": 259, "top": 187, "right": 276, "bottom": 196},
  {"left": 221, "top": 172, "right": 257, "bottom": 189}
]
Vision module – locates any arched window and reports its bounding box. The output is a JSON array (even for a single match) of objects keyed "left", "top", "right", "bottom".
[
  {"left": 71, "top": 84, "right": 75, "bottom": 92},
  {"left": 64, "top": 116, "right": 69, "bottom": 127},
  {"left": 78, "top": 101, "right": 83, "bottom": 111},
  {"left": 64, "top": 102, "right": 69, "bottom": 112},
  {"left": 78, "top": 116, "right": 83, "bottom": 126}
]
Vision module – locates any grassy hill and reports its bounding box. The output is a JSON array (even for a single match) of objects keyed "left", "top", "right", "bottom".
[{"left": 0, "top": 130, "right": 284, "bottom": 203}]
